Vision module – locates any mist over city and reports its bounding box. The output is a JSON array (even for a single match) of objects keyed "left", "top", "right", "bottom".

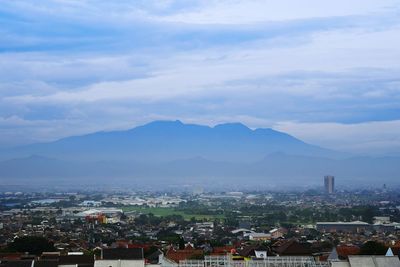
[{"left": 1, "top": 1, "right": 400, "bottom": 266}]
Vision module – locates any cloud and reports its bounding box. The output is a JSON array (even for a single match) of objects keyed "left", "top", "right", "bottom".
[
  {"left": 156, "top": 0, "right": 399, "bottom": 24},
  {"left": 275, "top": 120, "right": 400, "bottom": 155},
  {"left": 0, "top": 0, "right": 400, "bottom": 154}
]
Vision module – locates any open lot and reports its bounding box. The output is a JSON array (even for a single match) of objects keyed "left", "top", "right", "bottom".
[{"left": 121, "top": 206, "right": 225, "bottom": 220}]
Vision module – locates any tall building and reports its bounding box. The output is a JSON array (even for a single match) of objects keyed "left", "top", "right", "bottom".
[{"left": 324, "top": 175, "right": 335, "bottom": 194}]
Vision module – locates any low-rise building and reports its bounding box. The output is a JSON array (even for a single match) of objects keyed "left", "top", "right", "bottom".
[{"left": 316, "top": 221, "right": 371, "bottom": 233}]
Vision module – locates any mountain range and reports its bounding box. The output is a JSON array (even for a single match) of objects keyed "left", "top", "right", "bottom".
[{"left": 0, "top": 120, "right": 398, "bottom": 189}]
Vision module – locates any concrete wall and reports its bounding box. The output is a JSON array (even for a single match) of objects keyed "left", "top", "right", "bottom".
[
  {"left": 331, "top": 262, "right": 350, "bottom": 267},
  {"left": 374, "top": 256, "right": 400, "bottom": 267},
  {"left": 95, "top": 260, "right": 144, "bottom": 267},
  {"left": 348, "top": 256, "right": 400, "bottom": 267}
]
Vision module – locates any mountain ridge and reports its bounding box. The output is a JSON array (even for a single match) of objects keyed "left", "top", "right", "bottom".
[
  {"left": 0, "top": 120, "right": 342, "bottom": 162},
  {"left": 3, "top": 120, "right": 396, "bottom": 188}
]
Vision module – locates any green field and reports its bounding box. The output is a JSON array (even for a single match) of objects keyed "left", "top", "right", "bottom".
[{"left": 121, "top": 206, "right": 225, "bottom": 220}]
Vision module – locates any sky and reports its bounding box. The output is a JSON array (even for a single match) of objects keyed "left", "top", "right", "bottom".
[{"left": 0, "top": 0, "right": 400, "bottom": 155}]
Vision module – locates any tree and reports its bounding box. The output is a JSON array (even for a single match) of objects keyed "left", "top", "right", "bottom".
[
  {"left": 358, "top": 206, "right": 377, "bottom": 224},
  {"left": 359, "top": 241, "right": 387, "bottom": 255},
  {"left": 144, "top": 246, "right": 159, "bottom": 257},
  {"left": 179, "top": 237, "right": 185, "bottom": 250},
  {"left": 8, "top": 236, "right": 55, "bottom": 255}
]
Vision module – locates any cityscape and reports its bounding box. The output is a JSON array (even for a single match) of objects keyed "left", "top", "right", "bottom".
[
  {"left": 1, "top": 177, "right": 400, "bottom": 266},
  {"left": 1, "top": 1, "right": 400, "bottom": 267}
]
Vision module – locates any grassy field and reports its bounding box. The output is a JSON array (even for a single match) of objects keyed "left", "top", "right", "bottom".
[{"left": 121, "top": 206, "right": 225, "bottom": 220}]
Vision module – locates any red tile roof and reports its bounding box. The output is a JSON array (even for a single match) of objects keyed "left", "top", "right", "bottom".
[
  {"left": 273, "top": 239, "right": 311, "bottom": 256},
  {"left": 336, "top": 245, "right": 360, "bottom": 259},
  {"left": 166, "top": 247, "right": 203, "bottom": 263},
  {"left": 211, "top": 246, "right": 235, "bottom": 255},
  {"left": 393, "top": 241, "right": 400, "bottom": 248},
  {"left": 0, "top": 253, "right": 24, "bottom": 260}
]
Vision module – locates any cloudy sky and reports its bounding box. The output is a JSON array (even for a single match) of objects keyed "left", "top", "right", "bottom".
[{"left": 1, "top": 0, "right": 400, "bottom": 155}]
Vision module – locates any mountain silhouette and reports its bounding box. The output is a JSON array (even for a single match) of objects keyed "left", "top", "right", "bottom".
[
  {"left": 1, "top": 120, "right": 397, "bottom": 189},
  {"left": 2, "top": 120, "right": 340, "bottom": 162}
]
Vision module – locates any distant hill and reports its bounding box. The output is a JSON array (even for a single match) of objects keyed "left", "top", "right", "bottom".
[
  {"left": 1, "top": 120, "right": 340, "bottom": 162},
  {"left": 0, "top": 120, "right": 398, "bottom": 188}
]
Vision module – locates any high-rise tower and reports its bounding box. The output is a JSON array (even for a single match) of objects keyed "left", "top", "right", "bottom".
[{"left": 324, "top": 175, "right": 335, "bottom": 194}]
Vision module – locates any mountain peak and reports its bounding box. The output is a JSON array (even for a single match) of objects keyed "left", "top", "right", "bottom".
[
  {"left": 1, "top": 120, "right": 341, "bottom": 163},
  {"left": 214, "top": 122, "right": 250, "bottom": 132},
  {"left": 142, "top": 120, "right": 183, "bottom": 127}
]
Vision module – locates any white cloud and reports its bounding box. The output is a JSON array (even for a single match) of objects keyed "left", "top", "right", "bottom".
[
  {"left": 157, "top": 0, "right": 399, "bottom": 24},
  {"left": 1, "top": 0, "right": 400, "bottom": 154},
  {"left": 4, "top": 24, "right": 400, "bottom": 105},
  {"left": 275, "top": 120, "right": 400, "bottom": 155}
]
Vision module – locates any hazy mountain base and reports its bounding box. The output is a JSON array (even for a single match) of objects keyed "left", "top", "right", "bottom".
[
  {"left": 0, "top": 154, "right": 398, "bottom": 189},
  {"left": 0, "top": 120, "right": 342, "bottom": 162}
]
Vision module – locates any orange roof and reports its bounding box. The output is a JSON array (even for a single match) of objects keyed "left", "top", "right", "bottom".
[
  {"left": 166, "top": 248, "right": 203, "bottom": 263},
  {"left": 319, "top": 254, "right": 329, "bottom": 261},
  {"left": 115, "top": 240, "right": 129, "bottom": 248},
  {"left": 393, "top": 241, "right": 400, "bottom": 248},
  {"left": 128, "top": 243, "right": 150, "bottom": 250},
  {"left": 336, "top": 245, "right": 360, "bottom": 258},
  {"left": 212, "top": 246, "right": 235, "bottom": 255},
  {"left": 0, "top": 253, "right": 24, "bottom": 260},
  {"left": 185, "top": 244, "right": 194, "bottom": 250}
]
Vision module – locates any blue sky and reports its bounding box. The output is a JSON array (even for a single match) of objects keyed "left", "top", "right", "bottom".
[{"left": 0, "top": 0, "right": 400, "bottom": 154}]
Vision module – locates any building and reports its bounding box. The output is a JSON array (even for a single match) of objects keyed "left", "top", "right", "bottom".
[
  {"left": 331, "top": 255, "right": 400, "bottom": 267},
  {"left": 95, "top": 248, "right": 144, "bottom": 267},
  {"left": 0, "top": 254, "right": 94, "bottom": 267},
  {"left": 373, "top": 216, "right": 390, "bottom": 224},
  {"left": 316, "top": 221, "right": 370, "bottom": 233},
  {"left": 165, "top": 245, "right": 203, "bottom": 263},
  {"left": 248, "top": 233, "right": 271, "bottom": 241},
  {"left": 324, "top": 175, "right": 335, "bottom": 194},
  {"left": 269, "top": 228, "right": 286, "bottom": 239},
  {"left": 272, "top": 239, "right": 312, "bottom": 256}
]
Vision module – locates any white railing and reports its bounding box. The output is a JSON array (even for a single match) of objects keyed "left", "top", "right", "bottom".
[{"left": 177, "top": 256, "right": 329, "bottom": 267}]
